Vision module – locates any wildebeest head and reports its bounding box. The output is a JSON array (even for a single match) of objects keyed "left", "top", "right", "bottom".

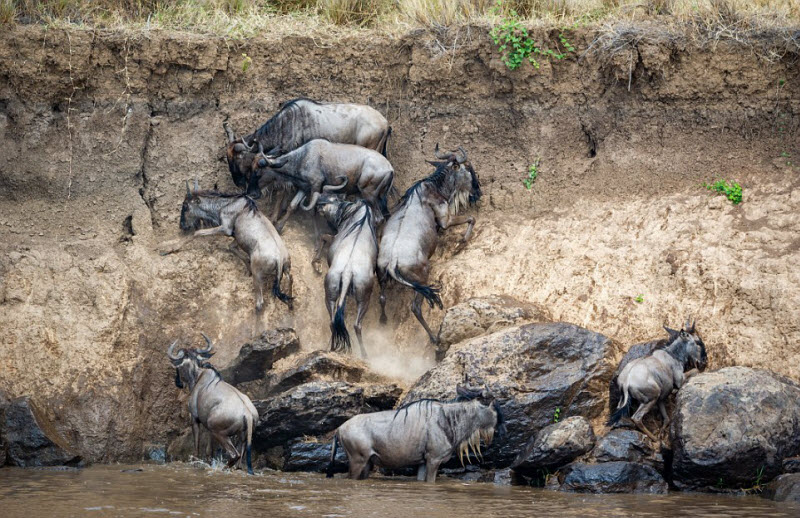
[
  {"left": 248, "top": 143, "right": 290, "bottom": 199},
  {"left": 664, "top": 317, "right": 707, "bottom": 371},
  {"left": 166, "top": 333, "right": 216, "bottom": 390},
  {"left": 455, "top": 384, "right": 505, "bottom": 445},
  {"left": 315, "top": 193, "right": 346, "bottom": 225},
  {"left": 179, "top": 180, "right": 220, "bottom": 231},
  {"left": 430, "top": 144, "right": 482, "bottom": 211},
  {"left": 224, "top": 122, "right": 257, "bottom": 191}
]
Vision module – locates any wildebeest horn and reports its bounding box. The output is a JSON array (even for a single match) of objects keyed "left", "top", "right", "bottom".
[
  {"left": 301, "top": 191, "right": 321, "bottom": 211},
  {"left": 684, "top": 316, "right": 692, "bottom": 332},
  {"left": 197, "top": 332, "right": 215, "bottom": 356},
  {"left": 258, "top": 142, "right": 266, "bottom": 157},
  {"left": 322, "top": 176, "right": 348, "bottom": 192},
  {"left": 223, "top": 122, "right": 236, "bottom": 143},
  {"left": 434, "top": 143, "right": 450, "bottom": 160},
  {"left": 455, "top": 146, "right": 468, "bottom": 164},
  {"left": 167, "top": 340, "right": 185, "bottom": 362},
  {"left": 185, "top": 180, "right": 191, "bottom": 198},
  {"left": 193, "top": 178, "right": 200, "bottom": 192},
  {"left": 243, "top": 137, "right": 255, "bottom": 152}
]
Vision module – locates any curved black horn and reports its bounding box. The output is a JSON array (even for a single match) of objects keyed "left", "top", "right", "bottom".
[
  {"left": 185, "top": 180, "right": 191, "bottom": 198},
  {"left": 434, "top": 143, "right": 451, "bottom": 160},
  {"left": 301, "top": 191, "right": 321, "bottom": 211},
  {"left": 258, "top": 142, "right": 266, "bottom": 157},
  {"left": 197, "top": 332, "right": 215, "bottom": 355},
  {"left": 455, "top": 146, "right": 468, "bottom": 164},
  {"left": 685, "top": 316, "right": 692, "bottom": 331},
  {"left": 167, "top": 340, "right": 185, "bottom": 362},
  {"left": 243, "top": 136, "right": 255, "bottom": 152},
  {"left": 193, "top": 178, "right": 200, "bottom": 192},
  {"left": 223, "top": 122, "right": 236, "bottom": 143}
]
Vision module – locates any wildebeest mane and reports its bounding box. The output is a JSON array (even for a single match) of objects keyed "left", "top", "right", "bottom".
[
  {"left": 200, "top": 361, "right": 224, "bottom": 384},
  {"left": 253, "top": 98, "right": 319, "bottom": 150},
  {"left": 195, "top": 190, "right": 259, "bottom": 213},
  {"left": 334, "top": 200, "right": 376, "bottom": 241},
  {"left": 396, "top": 165, "right": 450, "bottom": 209}
]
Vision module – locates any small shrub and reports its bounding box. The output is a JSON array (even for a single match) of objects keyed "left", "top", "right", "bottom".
[
  {"left": 704, "top": 179, "right": 743, "bottom": 205},
  {"left": 319, "top": 0, "right": 390, "bottom": 26},
  {"left": 0, "top": 0, "right": 16, "bottom": 24},
  {"left": 523, "top": 159, "right": 539, "bottom": 189},
  {"left": 490, "top": 0, "right": 574, "bottom": 70},
  {"left": 553, "top": 406, "right": 561, "bottom": 423},
  {"left": 241, "top": 52, "right": 252, "bottom": 72},
  {"left": 634, "top": 294, "right": 644, "bottom": 303}
]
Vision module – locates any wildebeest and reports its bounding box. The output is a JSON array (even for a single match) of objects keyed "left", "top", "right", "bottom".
[
  {"left": 327, "top": 386, "right": 503, "bottom": 482},
  {"left": 313, "top": 195, "right": 378, "bottom": 358},
  {"left": 377, "top": 145, "right": 481, "bottom": 344},
  {"left": 158, "top": 181, "right": 293, "bottom": 311},
  {"left": 167, "top": 335, "right": 259, "bottom": 474},
  {"left": 250, "top": 139, "right": 395, "bottom": 233},
  {"left": 224, "top": 98, "right": 391, "bottom": 194},
  {"left": 608, "top": 318, "right": 708, "bottom": 441}
]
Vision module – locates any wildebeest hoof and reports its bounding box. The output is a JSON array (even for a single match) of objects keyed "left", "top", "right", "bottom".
[{"left": 255, "top": 303, "right": 264, "bottom": 313}]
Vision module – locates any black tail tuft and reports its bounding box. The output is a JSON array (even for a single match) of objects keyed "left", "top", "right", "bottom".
[
  {"left": 607, "top": 397, "right": 632, "bottom": 427},
  {"left": 380, "top": 126, "right": 392, "bottom": 157},
  {"left": 330, "top": 303, "right": 351, "bottom": 353},
  {"left": 394, "top": 267, "right": 442, "bottom": 309},
  {"left": 326, "top": 435, "right": 339, "bottom": 478},
  {"left": 272, "top": 278, "right": 293, "bottom": 307}
]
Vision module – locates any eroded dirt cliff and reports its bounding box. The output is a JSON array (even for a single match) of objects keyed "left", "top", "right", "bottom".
[{"left": 0, "top": 24, "right": 798, "bottom": 461}]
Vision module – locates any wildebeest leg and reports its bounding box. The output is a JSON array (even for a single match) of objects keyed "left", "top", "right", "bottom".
[
  {"left": 658, "top": 400, "right": 670, "bottom": 436},
  {"left": 252, "top": 269, "right": 265, "bottom": 312},
  {"left": 416, "top": 464, "right": 427, "bottom": 481},
  {"left": 424, "top": 454, "right": 448, "bottom": 483},
  {"left": 354, "top": 284, "right": 372, "bottom": 359},
  {"left": 227, "top": 241, "right": 251, "bottom": 275},
  {"left": 631, "top": 399, "right": 658, "bottom": 442},
  {"left": 445, "top": 215, "right": 476, "bottom": 246},
  {"left": 213, "top": 432, "right": 241, "bottom": 468},
  {"left": 358, "top": 456, "right": 374, "bottom": 480},
  {"left": 283, "top": 262, "right": 294, "bottom": 309},
  {"left": 348, "top": 455, "right": 368, "bottom": 480},
  {"left": 412, "top": 292, "right": 439, "bottom": 345},
  {"left": 311, "top": 234, "right": 333, "bottom": 274},
  {"left": 192, "top": 419, "right": 201, "bottom": 458},
  {"left": 378, "top": 273, "right": 388, "bottom": 325},
  {"left": 270, "top": 190, "right": 284, "bottom": 222},
  {"left": 276, "top": 190, "right": 306, "bottom": 234}
]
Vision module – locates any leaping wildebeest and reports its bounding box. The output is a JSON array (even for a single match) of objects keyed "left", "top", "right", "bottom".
[
  {"left": 608, "top": 318, "right": 708, "bottom": 441},
  {"left": 223, "top": 98, "right": 391, "bottom": 196},
  {"left": 327, "top": 386, "right": 504, "bottom": 482},
  {"left": 377, "top": 145, "right": 481, "bottom": 344},
  {"left": 250, "top": 139, "right": 395, "bottom": 233},
  {"left": 167, "top": 335, "right": 259, "bottom": 474},
  {"left": 313, "top": 194, "right": 378, "bottom": 358},
  {"left": 159, "top": 181, "right": 293, "bottom": 312}
]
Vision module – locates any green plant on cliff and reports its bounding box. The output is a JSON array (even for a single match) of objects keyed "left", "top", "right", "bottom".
[
  {"left": 490, "top": 1, "right": 574, "bottom": 71},
  {"left": 634, "top": 294, "right": 644, "bottom": 303},
  {"left": 704, "top": 179, "right": 743, "bottom": 205},
  {"left": 553, "top": 406, "right": 561, "bottom": 423},
  {"left": 523, "top": 159, "right": 539, "bottom": 189},
  {"left": 241, "top": 53, "right": 252, "bottom": 72}
]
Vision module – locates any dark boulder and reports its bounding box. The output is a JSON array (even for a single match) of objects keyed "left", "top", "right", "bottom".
[
  {"left": 2, "top": 396, "right": 82, "bottom": 467},
  {"left": 591, "top": 429, "right": 661, "bottom": 469},
  {"left": 671, "top": 367, "right": 800, "bottom": 490},
  {"left": 220, "top": 328, "right": 300, "bottom": 385},
  {"left": 436, "top": 295, "right": 551, "bottom": 360},
  {"left": 512, "top": 416, "right": 595, "bottom": 479},
  {"left": 403, "top": 322, "right": 622, "bottom": 466},
  {"left": 762, "top": 473, "right": 800, "bottom": 502},
  {"left": 554, "top": 461, "right": 668, "bottom": 494},
  {"left": 253, "top": 381, "right": 401, "bottom": 450},
  {"left": 283, "top": 438, "right": 347, "bottom": 473}
]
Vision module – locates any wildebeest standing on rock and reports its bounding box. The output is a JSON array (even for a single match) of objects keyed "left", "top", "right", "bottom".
[
  {"left": 314, "top": 195, "right": 378, "bottom": 358},
  {"left": 377, "top": 145, "right": 481, "bottom": 344},
  {"left": 608, "top": 318, "right": 708, "bottom": 442},
  {"left": 167, "top": 335, "right": 259, "bottom": 474},
  {"left": 159, "top": 181, "right": 293, "bottom": 311},
  {"left": 223, "top": 98, "right": 391, "bottom": 194},
  {"left": 327, "top": 385, "right": 503, "bottom": 482}
]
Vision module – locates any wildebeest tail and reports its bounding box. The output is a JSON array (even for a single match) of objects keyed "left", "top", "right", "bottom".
[
  {"left": 326, "top": 433, "right": 339, "bottom": 478},
  {"left": 380, "top": 126, "right": 392, "bottom": 157},
  {"left": 244, "top": 411, "right": 255, "bottom": 475},
  {"left": 390, "top": 266, "right": 443, "bottom": 309},
  {"left": 330, "top": 273, "right": 352, "bottom": 352},
  {"left": 607, "top": 388, "right": 631, "bottom": 427},
  {"left": 377, "top": 171, "right": 394, "bottom": 219},
  {"left": 272, "top": 258, "right": 293, "bottom": 307}
]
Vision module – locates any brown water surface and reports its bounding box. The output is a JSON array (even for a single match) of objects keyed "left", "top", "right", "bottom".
[{"left": 1, "top": 464, "right": 797, "bottom": 518}]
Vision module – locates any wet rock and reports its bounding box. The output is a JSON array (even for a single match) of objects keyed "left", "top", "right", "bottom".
[
  {"left": 241, "top": 350, "right": 374, "bottom": 399},
  {"left": 283, "top": 438, "right": 347, "bottom": 473},
  {"left": 492, "top": 468, "right": 513, "bottom": 485},
  {"left": 220, "top": 328, "right": 300, "bottom": 386},
  {"left": 591, "top": 429, "right": 658, "bottom": 465},
  {"left": 512, "top": 417, "right": 596, "bottom": 478},
  {"left": 671, "top": 367, "right": 800, "bottom": 490},
  {"left": 783, "top": 457, "right": 800, "bottom": 474},
  {"left": 253, "top": 381, "right": 402, "bottom": 449},
  {"left": 0, "top": 391, "right": 8, "bottom": 466},
  {"left": 609, "top": 338, "right": 666, "bottom": 411},
  {"left": 555, "top": 461, "right": 668, "bottom": 494},
  {"left": 436, "top": 295, "right": 551, "bottom": 360},
  {"left": 166, "top": 427, "right": 214, "bottom": 462},
  {"left": 403, "top": 322, "right": 622, "bottom": 466},
  {"left": 143, "top": 443, "right": 166, "bottom": 464},
  {"left": 762, "top": 473, "right": 800, "bottom": 502},
  {"left": 2, "top": 396, "right": 82, "bottom": 467}
]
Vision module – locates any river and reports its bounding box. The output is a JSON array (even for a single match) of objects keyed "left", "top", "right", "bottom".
[{"left": 1, "top": 464, "right": 797, "bottom": 517}]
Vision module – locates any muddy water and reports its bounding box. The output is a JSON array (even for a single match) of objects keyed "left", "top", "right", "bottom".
[{"left": 1, "top": 465, "right": 797, "bottom": 518}]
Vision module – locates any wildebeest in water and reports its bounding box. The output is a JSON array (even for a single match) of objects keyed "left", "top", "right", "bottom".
[
  {"left": 167, "top": 334, "right": 259, "bottom": 474},
  {"left": 159, "top": 181, "right": 293, "bottom": 312},
  {"left": 250, "top": 139, "right": 395, "bottom": 233},
  {"left": 224, "top": 98, "right": 391, "bottom": 195},
  {"left": 313, "top": 194, "right": 378, "bottom": 358},
  {"left": 608, "top": 317, "right": 708, "bottom": 441},
  {"left": 377, "top": 145, "right": 481, "bottom": 344},
  {"left": 327, "top": 385, "right": 503, "bottom": 482}
]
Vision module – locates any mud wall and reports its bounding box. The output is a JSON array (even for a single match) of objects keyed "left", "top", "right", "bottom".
[{"left": 0, "top": 25, "right": 799, "bottom": 461}]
